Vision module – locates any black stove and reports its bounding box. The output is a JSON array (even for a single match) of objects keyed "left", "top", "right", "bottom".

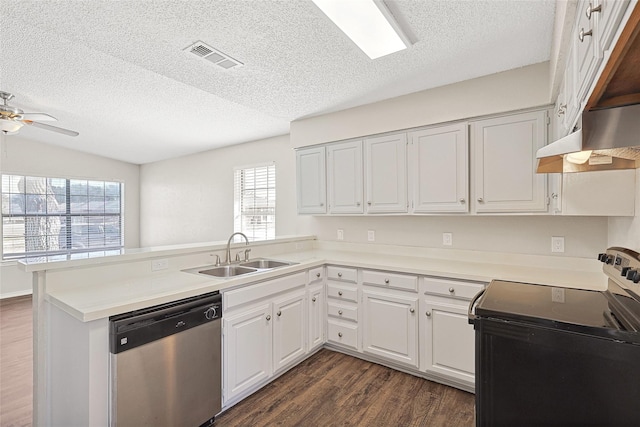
[{"left": 470, "top": 247, "right": 640, "bottom": 426}]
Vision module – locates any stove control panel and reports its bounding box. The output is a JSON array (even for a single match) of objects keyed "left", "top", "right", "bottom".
[{"left": 601, "top": 248, "right": 640, "bottom": 286}]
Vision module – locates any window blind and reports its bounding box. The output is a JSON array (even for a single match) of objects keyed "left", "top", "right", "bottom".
[
  {"left": 234, "top": 164, "right": 275, "bottom": 241},
  {"left": 1, "top": 174, "right": 123, "bottom": 259}
]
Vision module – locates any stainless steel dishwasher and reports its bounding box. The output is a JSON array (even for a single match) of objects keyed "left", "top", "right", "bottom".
[{"left": 109, "top": 291, "right": 222, "bottom": 427}]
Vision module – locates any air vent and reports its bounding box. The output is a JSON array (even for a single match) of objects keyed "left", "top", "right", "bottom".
[{"left": 184, "top": 41, "right": 244, "bottom": 70}]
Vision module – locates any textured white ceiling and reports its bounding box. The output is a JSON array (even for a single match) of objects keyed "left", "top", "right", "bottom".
[{"left": 0, "top": 0, "right": 555, "bottom": 164}]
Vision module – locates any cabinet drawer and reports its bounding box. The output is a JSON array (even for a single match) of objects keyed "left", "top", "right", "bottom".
[
  {"left": 327, "top": 320, "right": 358, "bottom": 350},
  {"left": 362, "top": 269, "right": 418, "bottom": 292},
  {"left": 224, "top": 272, "right": 306, "bottom": 311},
  {"left": 327, "top": 283, "right": 358, "bottom": 303},
  {"left": 308, "top": 266, "right": 324, "bottom": 284},
  {"left": 423, "top": 277, "right": 486, "bottom": 301},
  {"left": 327, "top": 302, "right": 358, "bottom": 322},
  {"left": 327, "top": 266, "right": 357, "bottom": 283}
]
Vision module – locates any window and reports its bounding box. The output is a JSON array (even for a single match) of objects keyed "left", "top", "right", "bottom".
[
  {"left": 1, "top": 175, "right": 123, "bottom": 260},
  {"left": 234, "top": 164, "right": 275, "bottom": 241}
]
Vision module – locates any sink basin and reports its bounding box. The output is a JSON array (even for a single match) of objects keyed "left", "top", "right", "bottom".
[
  {"left": 240, "top": 259, "right": 293, "bottom": 269},
  {"left": 197, "top": 265, "right": 257, "bottom": 277}
]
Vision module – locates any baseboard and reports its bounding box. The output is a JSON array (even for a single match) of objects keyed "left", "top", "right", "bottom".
[{"left": 0, "top": 289, "right": 32, "bottom": 300}]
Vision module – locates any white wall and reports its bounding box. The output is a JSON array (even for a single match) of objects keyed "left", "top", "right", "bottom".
[
  {"left": 608, "top": 172, "right": 640, "bottom": 251},
  {"left": 139, "top": 134, "right": 296, "bottom": 247},
  {"left": 290, "top": 62, "right": 551, "bottom": 148},
  {"left": 0, "top": 135, "right": 140, "bottom": 298}
]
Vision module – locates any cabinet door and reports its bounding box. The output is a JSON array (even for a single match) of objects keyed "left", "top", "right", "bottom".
[
  {"left": 273, "top": 290, "right": 307, "bottom": 373},
  {"left": 472, "top": 111, "right": 548, "bottom": 213},
  {"left": 596, "top": 0, "right": 630, "bottom": 55},
  {"left": 364, "top": 133, "right": 408, "bottom": 213},
  {"left": 362, "top": 289, "right": 418, "bottom": 367},
  {"left": 422, "top": 301, "right": 475, "bottom": 387},
  {"left": 409, "top": 123, "right": 469, "bottom": 213},
  {"left": 224, "top": 303, "right": 272, "bottom": 403},
  {"left": 296, "top": 147, "right": 326, "bottom": 214},
  {"left": 308, "top": 283, "right": 325, "bottom": 351},
  {"left": 575, "top": 0, "right": 603, "bottom": 103},
  {"left": 327, "top": 140, "right": 364, "bottom": 214}
]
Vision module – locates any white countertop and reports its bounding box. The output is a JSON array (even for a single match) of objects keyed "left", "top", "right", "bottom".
[{"left": 44, "top": 245, "right": 608, "bottom": 322}]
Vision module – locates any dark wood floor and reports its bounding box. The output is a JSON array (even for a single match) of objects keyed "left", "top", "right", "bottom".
[
  {"left": 0, "top": 296, "right": 33, "bottom": 427},
  {"left": 0, "top": 296, "right": 475, "bottom": 427},
  {"left": 216, "top": 349, "right": 475, "bottom": 427}
]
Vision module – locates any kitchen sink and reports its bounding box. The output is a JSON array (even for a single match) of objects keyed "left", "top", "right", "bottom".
[
  {"left": 197, "top": 265, "right": 258, "bottom": 277},
  {"left": 240, "top": 259, "right": 293, "bottom": 269}
]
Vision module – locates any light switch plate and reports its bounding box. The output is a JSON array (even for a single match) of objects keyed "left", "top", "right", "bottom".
[
  {"left": 367, "top": 230, "right": 375, "bottom": 242},
  {"left": 551, "top": 236, "right": 565, "bottom": 253},
  {"left": 337, "top": 229, "right": 344, "bottom": 241},
  {"left": 442, "top": 232, "right": 453, "bottom": 246}
]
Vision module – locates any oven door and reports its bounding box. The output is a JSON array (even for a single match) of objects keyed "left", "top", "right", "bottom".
[{"left": 474, "top": 315, "right": 640, "bottom": 427}]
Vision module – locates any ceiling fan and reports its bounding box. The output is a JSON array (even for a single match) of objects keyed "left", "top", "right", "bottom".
[{"left": 0, "top": 91, "right": 79, "bottom": 137}]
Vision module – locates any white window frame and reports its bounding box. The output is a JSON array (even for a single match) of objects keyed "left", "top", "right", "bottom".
[{"left": 233, "top": 162, "right": 276, "bottom": 241}]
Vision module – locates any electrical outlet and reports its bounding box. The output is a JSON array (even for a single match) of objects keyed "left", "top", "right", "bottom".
[
  {"left": 551, "top": 236, "right": 565, "bottom": 253},
  {"left": 337, "top": 229, "right": 344, "bottom": 241},
  {"left": 367, "top": 230, "right": 375, "bottom": 242},
  {"left": 151, "top": 259, "right": 169, "bottom": 271},
  {"left": 442, "top": 232, "right": 453, "bottom": 246},
  {"left": 551, "top": 287, "right": 565, "bottom": 303}
]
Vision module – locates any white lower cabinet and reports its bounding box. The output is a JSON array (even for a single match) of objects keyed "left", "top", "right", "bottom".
[
  {"left": 422, "top": 300, "right": 476, "bottom": 387},
  {"left": 362, "top": 288, "right": 418, "bottom": 367},
  {"left": 308, "top": 283, "right": 325, "bottom": 351},
  {"left": 273, "top": 289, "right": 307, "bottom": 373},
  {"left": 224, "top": 303, "right": 272, "bottom": 402}
]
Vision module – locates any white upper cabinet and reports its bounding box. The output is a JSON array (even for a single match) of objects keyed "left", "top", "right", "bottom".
[
  {"left": 575, "top": 0, "right": 604, "bottom": 102},
  {"left": 296, "top": 146, "right": 326, "bottom": 214},
  {"left": 364, "top": 133, "right": 408, "bottom": 213},
  {"left": 596, "top": 0, "right": 630, "bottom": 54},
  {"left": 409, "top": 123, "right": 469, "bottom": 213},
  {"left": 471, "top": 110, "right": 548, "bottom": 213},
  {"left": 327, "top": 140, "right": 364, "bottom": 214}
]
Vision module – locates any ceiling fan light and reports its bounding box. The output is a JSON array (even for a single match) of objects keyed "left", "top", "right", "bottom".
[{"left": 0, "top": 118, "right": 24, "bottom": 134}]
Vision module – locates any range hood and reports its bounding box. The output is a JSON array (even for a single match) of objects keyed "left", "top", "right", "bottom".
[{"left": 536, "top": 104, "right": 640, "bottom": 173}]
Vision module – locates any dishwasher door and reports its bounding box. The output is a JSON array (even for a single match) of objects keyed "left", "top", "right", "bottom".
[{"left": 110, "top": 293, "right": 221, "bottom": 427}]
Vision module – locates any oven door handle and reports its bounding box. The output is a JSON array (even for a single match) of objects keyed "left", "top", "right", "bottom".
[{"left": 468, "top": 288, "right": 486, "bottom": 325}]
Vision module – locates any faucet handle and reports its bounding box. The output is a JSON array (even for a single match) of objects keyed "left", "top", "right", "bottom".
[
  {"left": 211, "top": 254, "right": 221, "bottom": 266},
  {"left": 244, "top": 248, "right": 251, "bottom": 261},
  {"left": 235, "top": 252, "right": 241, "bottom": 262}
]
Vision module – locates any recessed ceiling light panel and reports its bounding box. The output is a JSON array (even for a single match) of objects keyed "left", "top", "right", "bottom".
[
  {"left": 312, "top": 0, "right": 410, "bottom": 59},
  {"left": 184, "top": 41, "right": 244, "bottom": 69}
]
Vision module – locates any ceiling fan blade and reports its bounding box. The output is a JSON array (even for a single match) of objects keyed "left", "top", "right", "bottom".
[
  {"left": 23, "top": 120, "right": 79, "bottom": 137},
  {"left": 21, "top": 112, "right": 57, "bottom": 121}
]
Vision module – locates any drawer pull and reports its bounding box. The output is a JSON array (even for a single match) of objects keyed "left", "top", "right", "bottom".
[
  {"left": 579, "top": 28, "right": 593, "bottom": 42},
  {"left": 338, "top": 310, "right": 343, "bottom": 315},
  {"left": 312, "top": 297, "right": 317, "bottom": 303},
  {"left": 338, "top": 291, "right": 343, "bottom": 296},
  {"left": 449, "top": 287, "right": 455, "bottom": 293},
  {"left": 277, "top": 311, "right": 282, "bottom": 317},
  {"left": 477, "top": 197, "right": 484, "bottom": 203},
  {"left": 586, "top": 3, "right": 601, "bottom": 19},
  {"left": 426, "top": 312, "right": 431, "bottom": 317},
  {"left": 409, "top": 308, "right": 415, "bottom": 313},
  {"left": 338, "top": 332, "right": 343, "bottom": 338},
  {"left": 384, "top": 279, "right": 390, "bottom": 284},
  {"left": 266, "top": 315, "right": 271, "bottom": 321},
  {"left": 316, "top": 272, "right": 321, "bottom": 278},
  {"left": 338, "top": 272, "right": 343, "bottom": 278}
]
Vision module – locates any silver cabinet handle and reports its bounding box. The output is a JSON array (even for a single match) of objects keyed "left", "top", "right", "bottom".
[
  {"left": 557, "top": 104, "right": 567, "bottom": 116},
  {"left": 316, "top": 272, "right": 321, "bottom": 278},
  {"left": 367, "top": 201, "right": 372, "bottom": 205},
  {"left": 426, "top": 311, "right": 431, "bottom": 317},
  {"left": 586, "top": 3, "right": 601, "bottom": 19},
  {"left": 320, "top": 202, "right": 324, "bottom": 206},
  {"left": 477, "top": 197, "right": 484, "bottom": 203},
  {"left": 384, "top": 279, "right": 390, "bottom": 284},
  {"left": 409, "top": 308, "right": 415, "bottom": 313},
  {"left": 338, "top": 272, "right": 342, "bottom": 278},
  {"left": 338, "top": 310, "right": 343, "bottom": 315},
  {"left": 338, "top": 332, "right": 343, "bottom": 338},
  {"left": 338, "top": 291, "right": 343, "bottom": 296},
  {"left": 312, "top": 297, "right": 317, "bottom": 302},
  {"left": 277, "top": 311, "right": 282, "bottom": 317},
  {"left": 356, "top": 202, "right": 361, "bottom": 206},
  {"left": 579, "top": 28, "right": 593, "bottom": 42},
  {"left": 459, "top": 198, "right": 466, "bottom": 204},
  {"left": 266, "top": 315, "right": 271, "bottom": 321},
  {"left": 449, "top": 287, "right": 455, "bottom": 293}
]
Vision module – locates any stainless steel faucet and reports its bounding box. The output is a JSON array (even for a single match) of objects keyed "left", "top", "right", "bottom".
[{"left": 225, "top": 232, "right": 249, "bottom": 264}]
